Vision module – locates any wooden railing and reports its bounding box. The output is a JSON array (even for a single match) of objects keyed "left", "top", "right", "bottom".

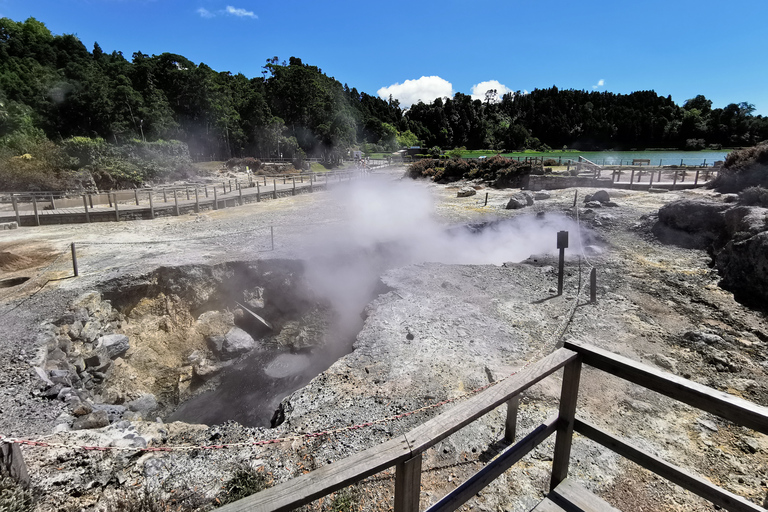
[{"left": 216, "top": 342, "right": 768, "bottom": 512}]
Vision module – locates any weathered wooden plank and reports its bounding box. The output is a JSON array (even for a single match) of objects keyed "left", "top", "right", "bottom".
[
  {"left": 427, "top": 416, "right": 558, "bottom": 512},
  {"left": 216, "top": 436, "right": 412, "bottom": 512},
  {"left": 547, "top": 478, "right": 621, "bottom": 511},
  {"left": 575, "top": 419, "right": 765, "bottom": 512},
  {"left": 394, "top": 454, "right": 422, "bottom": 512},
  {"left": 405, "top": 349, "right": 578, "bottom": 455},
  {"left": 550, "top": 357, "right": 582, "bottom": 491},
  {"left": 564, "top": 341, "right": 768, "bottom": 434}
]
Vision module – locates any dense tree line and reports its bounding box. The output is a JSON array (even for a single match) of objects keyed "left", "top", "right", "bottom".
[
  {"left": 404, "top": 88, "right": 768, "bottom": 151},
  {"left": 2, "top": 16, "right": 767, "bottom": 174}
]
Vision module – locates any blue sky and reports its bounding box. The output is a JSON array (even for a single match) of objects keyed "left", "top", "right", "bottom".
[{"left": 2, "top": 0, "right": 767, "bottom": 115}]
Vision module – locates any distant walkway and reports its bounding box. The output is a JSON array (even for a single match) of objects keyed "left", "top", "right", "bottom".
[{"left": 0, "top": 171, "right": 364, "bottom": 227}]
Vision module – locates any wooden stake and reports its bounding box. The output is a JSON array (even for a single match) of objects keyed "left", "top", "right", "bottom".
[{"left": 71, "top": 242, "right": 78, "bottom": 277}]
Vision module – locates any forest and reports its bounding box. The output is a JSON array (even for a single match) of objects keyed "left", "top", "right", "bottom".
[{"left": 1, "top": 16, "right": 768, "bottom": 189}]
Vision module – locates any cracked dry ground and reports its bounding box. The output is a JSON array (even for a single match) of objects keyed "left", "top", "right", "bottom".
[{"left": 2, "top": 174, "right": 768, "bottom": 511}]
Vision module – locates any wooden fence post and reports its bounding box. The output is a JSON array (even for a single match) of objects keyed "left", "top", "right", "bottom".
[
  {"left": 149, "top": 191, "right": 155, "bottom": 219},
  {"left": 186, "top": 187, "right": 190, "bottom": 200},
  {"left": 394, "top": 454, "right": 422, "bottom": 512},
  {"left": 694, "top": 169, "right": 700, "bottom": 185},
  {"left": 114, "top": 193, "right": 119, "bottom": 221},
  {"left": 108, "top": 193, "right": 112, "bottom": 207},
  {"left": 273, "top": 179, "right": 277, "bottom": 199},
  {"left": 195, "top": 187, "right": 200, "bottom": 213},
  {"left": 238, "top": 184, "right": 243, "bottom": 206},
  {"left": 135, "top": 189, "right": 140, "bottom": 205},
  {"left": 505, "top": 395, "right": 520, "bottom": 442},
  {"left": 672, "top": 170, "right": 678, "bottom": 190},
  {"left": 550, "top": 357, "right": 583, "bottom": 491},
  {"left": 590, "top": 268, "right": 597, "bottom": 303},
  {"left": 163, "top": 188, "right": 168, "bottom": 203},
  {"left": 32, "top": 196, "right": 40, "bottom": 226},
  {"left": 204, "top": 185, "right": 209, "bottom": 198},
  {"left": 257, "top": 182, "right": 261, "bottom": 202},
  {"left": 83, "top": 195, "right": 90, "bottom": 223},
  {"left": 71, "top": 242, "right": 78, "bottom": 277},
  {"left": 174, "top": 189, "right": 180, "bottom": 216},
  {"left": 292, "top": 178, "right": 296, "bottom": 196},
  {"left": 213, "top": 187, "right": 219, "bottom": 210},
  {"left": 50, "top": 194, "right": 56, "bottom": 210},
  {"left": 11, "top": 194, "right": 20, "bottom": 226}
]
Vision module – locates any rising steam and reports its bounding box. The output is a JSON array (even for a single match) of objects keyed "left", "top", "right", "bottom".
[{"left": 302, "top": 177, "right": 583, "bottom": 350}]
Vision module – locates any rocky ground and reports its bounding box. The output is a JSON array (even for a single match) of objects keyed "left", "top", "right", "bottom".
[{"left": 1, "top": 168, "right": 768, "bottom": 511}]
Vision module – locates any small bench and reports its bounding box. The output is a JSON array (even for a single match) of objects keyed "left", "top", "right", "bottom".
[{"left": 531, "top": 478, "right": 620, "bottom": 511}]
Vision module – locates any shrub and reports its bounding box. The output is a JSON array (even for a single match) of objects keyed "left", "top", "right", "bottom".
[
  {"left": 405, "top": 158, "right": 438, "bottom": 179},
  {"left": 219, "top": 467, "right": 273, "bottom": 505},
  {"left": 738, "top": 186, "right": 768, "bottom": 207},
  {"left": 711, "top": 143, "right": 768, "bottom": 193},
  {"left": 0, "top": 475, "right": 34, "bottom": 512},
  {"left": 542, "top": 158, "right": 559, "bottom": 166}
]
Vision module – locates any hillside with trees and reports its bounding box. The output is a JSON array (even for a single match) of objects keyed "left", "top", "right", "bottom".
[{"left": 2, "top": 16, "right": 767, "bottom": 190}]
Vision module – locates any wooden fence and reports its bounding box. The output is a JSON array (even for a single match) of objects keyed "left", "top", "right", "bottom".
[{"left": 216, "top": 341, "right": 768, "bottom": 512}]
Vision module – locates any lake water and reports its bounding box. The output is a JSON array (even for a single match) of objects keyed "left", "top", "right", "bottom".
[{"left": 502, "top": 150, "right": 730, "bottom": 167}]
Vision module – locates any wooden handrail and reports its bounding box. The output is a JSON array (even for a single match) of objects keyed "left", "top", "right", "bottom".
[
  {"left": 564, "top": 340, "right": 768, "bottom": 434},
  {"left": 217, "top": 348, "right": 579, "bottom": 512},
  {"left": 217, "top": 341, "right": 768, "bottom": 512},
  {"left": 575, "top": 419, "right": 765, "bottom": 512}
]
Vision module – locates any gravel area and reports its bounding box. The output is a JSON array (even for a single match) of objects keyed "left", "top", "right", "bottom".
[{"left": 2, "top": 168, "right": 768, "bottom": 511}]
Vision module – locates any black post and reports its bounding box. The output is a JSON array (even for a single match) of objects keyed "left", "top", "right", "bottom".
[
  {"left": 484, "top": 192, "right": 488, "bottom": 206},
  {"left": 590, "top": 268, "right": 597, "bottom": 303},
  {"left": 71, "top": 242, "right": 78, "bottom": 277},
  {"left": 557, "top": 231, "right": 569, "bottom": 296}
]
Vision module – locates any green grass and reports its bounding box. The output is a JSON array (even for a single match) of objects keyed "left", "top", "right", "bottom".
[{"left": 0, "top": 476, "right": 34, "bottom": 512}]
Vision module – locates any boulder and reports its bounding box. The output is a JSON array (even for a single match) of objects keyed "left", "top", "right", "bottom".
[
  {"left": 505, "top": 192, "right": 533, "bottom": 210},
  {"left": 716, "top": 231, "right": 768, "bottom": 305},
  {"left": 652, "top": 200, "right": 731, "bottom": 249},
  {"left": 457, "top": 187, "right": 477, "bottom": 198},
  {"left": 96, "top": 334, "right": 130, "bottom": 359},
  {"left": 221, "top": 327, "right": 258, "bottom": 359},
  {"left": 72, "top": 410, "right": 110, "bottom": 430},
  {"left": 534, "top": 191, "right": 551, "bottom": 200},
  {"left": 126, "top": 394, "right": 158, "bottom": 416},
  {"left": 590, "top": 190, "right": 611, "bottom": 203}
]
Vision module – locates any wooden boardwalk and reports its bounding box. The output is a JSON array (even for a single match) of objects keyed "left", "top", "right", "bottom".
[{"left": 0, "top": 172, "right": 356, "bottom": 227}]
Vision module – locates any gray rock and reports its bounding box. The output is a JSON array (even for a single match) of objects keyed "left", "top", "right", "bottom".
[
  {"left": 126, "top": 394, "right": 158, "bottom": 415},
  {"left": 585, "top": 201, "right": 603, "bottom": 208},
  {"left": 80, "top": 321, "right": 102, "bottom": 343},
  {"left": 92, "top": 404, "right": 126, "bottom": 423},
  {"left": 684, "top": 331, "right": 726, "bottom": 347},
  {"left": 96, "top": 334, "right": 130, "bottom": 359},
  {"left": 221, "top": 327, "right": 258, "bottom": 359},
  {"left": 653, "top": 354, "right": 677, "bottom": 372},
  {"left": 534, "top": 191, "right": 551, "bottom": 200},
  {"left": 592, "top": 190, "right": 610, "bottom": 203},
  {"left": 505, "top": 193, "right": 531, "bottom": 210},
  {"left": 73, "top": 410, "right": 110, "bottom": 430},
  {"left": 69, "top": 399, "right": 93, "bottom": 417},
  {"left": 457, "top": 187, "right": 477, "bottom": 198},
  {"left": 207, "top": 335, "right": 225, "bottom": 355},
  {"left": 33, "top": 366, "right": 54, "bottom": 387}
]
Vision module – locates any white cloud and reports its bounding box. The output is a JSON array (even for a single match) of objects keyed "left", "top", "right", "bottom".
[
  {"left": 197, "top": 7, "right": 214, "bottom": 18},
  {"left": 592, "top": 78, "right": 605, "bottom": 90},
  {"left": 377, "top": 76, "right": 454, "bottom": 108},
  {"left": 226, "top": 5, "right": 257, "bottom": 18},
  {"left": 470, "top": 80, "right": 512, "bottom": 103}
]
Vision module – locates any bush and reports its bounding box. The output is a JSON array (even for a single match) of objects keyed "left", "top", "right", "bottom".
[
  {"left": 542, "top": 158, "right": 559, "bottom": 166},
  {"left": 0, "top": 139, "right": 77, "bottom": 191},
  {"left": 434, "top": 158, "right": 471, "bottom": 182},
  {"left": 711, "top": 143, "right": 768, "bottom": 193},
  {"left": 738, "top": 186, "right": 768, "bottom": 207},
  {"left": 219, "top": 467, "right": 273, "bottom": 505},
  {"left": 405, "top": 158, "right": 439, "bottom": 179},
  {"left": 0, "top": 475, "right": 34, "bottom": 512}
]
